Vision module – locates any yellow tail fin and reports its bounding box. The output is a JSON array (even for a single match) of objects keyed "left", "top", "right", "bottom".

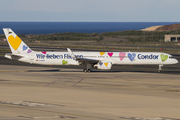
[{"left": 3, "top": 28, "right": 32, "bottom": 54}]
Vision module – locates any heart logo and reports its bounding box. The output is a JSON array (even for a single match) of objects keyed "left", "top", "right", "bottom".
[
  {"left": 104, "top": 63, "right": 108, "bottom": 67},
  {"left": 100, "top": 52, "right": 105, "bottom": 56},
  {"left": 161, "top": 54, "right": 168, "bottom": 62},
  {"left": 128, "top": 53, "right": 136, "bottom": 61},
  {"left": 119, "top": 52, "right": 126, "bottom": 61},
  {"left": 99, "top": 62, "right": 103, "bottom": 66},
  {"left": 27, "top": 49, "right": 32, "bottom": 53},
  {"left": 108, "top": 52, "right": 113, "bottom": 57},
  {"left": 8, "top": 35, "right": 22, "bottom": 51},
  {"left": 23, "top": 45, "right": 28, "bottom": 51},
  {"left": 42, "top": 51, "right": 46, "bottom": 54},
  {"left": 62, "top": 60, "right": 68, "bottom": 65}
]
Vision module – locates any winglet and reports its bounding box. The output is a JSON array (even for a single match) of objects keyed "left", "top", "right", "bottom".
[{"left": 67, "top": 48, "right": 76, "bottom": 59}]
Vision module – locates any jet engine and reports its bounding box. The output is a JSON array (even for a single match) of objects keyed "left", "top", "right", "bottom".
[{"left": 94, "top": 62, "right": 112, "bottom": 70}]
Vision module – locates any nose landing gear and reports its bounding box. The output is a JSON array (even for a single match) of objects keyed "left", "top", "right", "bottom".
[{"left": 158, "top": 64, "right": 163, "bottom": 72}]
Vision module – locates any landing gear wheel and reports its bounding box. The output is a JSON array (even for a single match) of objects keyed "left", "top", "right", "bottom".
[
  {"left": 83, "top": 69, "right": 91, "bottom": 73},
  {"left": 83, "top": 69, "right": 87, "bottom": 73},
  {"left": 87, "top": 69, "right": 91, "bottom": 72}
]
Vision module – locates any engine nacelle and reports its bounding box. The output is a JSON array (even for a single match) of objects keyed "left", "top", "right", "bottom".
[{"left": 94, "top": 62, "right": 112, "bottom": 70}]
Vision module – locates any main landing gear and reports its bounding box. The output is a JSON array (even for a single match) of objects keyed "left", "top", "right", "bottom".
[
  {"left": 158, "top": 64, "right": 163, "bottom": 72},
  {"left": 83, "top": 63, "right": 92, "bottom": 73},
  {"left": 83, "top": 69, "right": 91, "bottom": 73}
]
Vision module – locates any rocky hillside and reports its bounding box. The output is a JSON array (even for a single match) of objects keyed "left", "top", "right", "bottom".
[
  {"left": 142, "top": 24, "right": 180, "bottom": 31},
  {"left": 156, "top": 24, "right": 180, "bottom": 31}
]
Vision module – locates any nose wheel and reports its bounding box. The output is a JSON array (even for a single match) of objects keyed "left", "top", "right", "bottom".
[{"left": 158, "top": 65, "right": 163, "bottom": 72}]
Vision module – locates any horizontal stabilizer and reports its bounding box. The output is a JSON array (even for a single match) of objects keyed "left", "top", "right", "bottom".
[{"left": 5, "top": 53, "right": 24, "bottom": 60}]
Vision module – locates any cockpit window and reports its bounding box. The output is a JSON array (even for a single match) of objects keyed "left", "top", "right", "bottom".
[{"left": 169, "top": 56, "right": 174, "bottom": 59}]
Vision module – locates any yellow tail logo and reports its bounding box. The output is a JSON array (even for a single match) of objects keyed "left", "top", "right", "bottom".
[{"left": 8, "top": 35, "right": 22, "bottom": 51}]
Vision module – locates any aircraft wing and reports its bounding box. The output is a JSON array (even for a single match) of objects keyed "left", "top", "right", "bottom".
[
  {"left": 76, "top": 57, "right": 99, "bottom": 65},
  {"left": 67, "top": 48, "right": 99, "bottom": 65}
]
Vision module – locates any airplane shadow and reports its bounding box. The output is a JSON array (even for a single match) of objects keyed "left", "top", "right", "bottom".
[
  {"left": 27, "top": 69, "right": 180, "bottom": 75},
  {"left": 28, "top": 69, "right": 61, "bottom": 72},
  {"left": 91, "top": 70, "right": 179, "bottom": 73}
]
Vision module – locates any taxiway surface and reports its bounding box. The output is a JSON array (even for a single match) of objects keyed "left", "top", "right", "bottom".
[{"left": 0, "top": 56, "right": 180, "bottom": 120}]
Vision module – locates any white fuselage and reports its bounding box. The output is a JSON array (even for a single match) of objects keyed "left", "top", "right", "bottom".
[{"left": 8, "top": 51, "right": 178, "bottom": 66}]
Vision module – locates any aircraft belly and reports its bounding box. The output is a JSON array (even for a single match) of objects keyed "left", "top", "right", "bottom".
[
  {"left": 47, "top": 59, "right": 79, "bottom": 65},
  {"left": 18, "top": 57, "right": 31, "bottom": 63}
]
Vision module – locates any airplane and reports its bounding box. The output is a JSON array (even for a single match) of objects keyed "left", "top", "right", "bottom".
[{"left": 3, "top": 28, "right": 178, "bottom": 72}]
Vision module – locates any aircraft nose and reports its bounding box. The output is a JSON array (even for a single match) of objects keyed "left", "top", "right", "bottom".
[{"left": 174, "top": 59, "right": 179, "bottom": 64}]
